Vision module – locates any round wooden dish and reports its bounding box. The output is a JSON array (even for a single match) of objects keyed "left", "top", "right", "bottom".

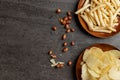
[
  {"left": 76, "top": 43, "right": 119, "bottom": 80},
  {"left": 77, "top": 0, "right": 120, "bottom": 38}
]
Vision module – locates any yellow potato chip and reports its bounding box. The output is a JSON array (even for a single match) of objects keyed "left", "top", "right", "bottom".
[
  {"left": 81, "top": 64, "right": 90, "bottom": 80},
  {"left": 99, "top": 74, "right": 110, "bottom": 80},
  {"left": 105, "top": 50, "right": 120, "bottom": 59},
  {"left": 81, "top": 47, "right": 120, "bottom": 80}
]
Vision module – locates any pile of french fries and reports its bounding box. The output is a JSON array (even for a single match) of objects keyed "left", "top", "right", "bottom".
[{"left": 75, "top": 0, "right": 120, "bottom": 33}]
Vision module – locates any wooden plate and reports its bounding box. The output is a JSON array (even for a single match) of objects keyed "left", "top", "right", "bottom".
[
  {"left": 76, "top": 43, "right": 119, "bottom": 80},
  {"left": 77, "top": 0, "right": 120, "bottom": 38}
]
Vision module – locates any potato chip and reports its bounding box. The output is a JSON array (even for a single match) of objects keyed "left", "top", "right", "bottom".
[
  {"left": 81, "top": 47, "right": 120, "bottom": 80},
  {"left": 99, "top": 74, "right": 110, "bottom": 80},
  {"left": 109, "top": 66, "right": 120, "bottom": 80},
  {"left": 88, "top": 68, "right": 100, "bottom": 78},
  {"left": 81, "top": 64, "right": 90, "bottom": 80},
  {"left": 105, "top": 50, "right": 120, "bottom": 59}
]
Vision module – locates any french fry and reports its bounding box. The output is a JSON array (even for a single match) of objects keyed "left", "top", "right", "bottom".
[
  {"left": 112, "top": 23, "right": 119, "bottom": 27},
  {"left": 85, "top": 9, "right": 90, "bottom": 12},
  {"left": 111, "top": 0, "right": 117, "bottom": 9},
  {"left": 75, "top": 4, "right": 91, "bottom": 14},
  {"left": 83, "top": 0, "right": 89, "bottom": 7},
  {"left": 105, "top": 2, "right": 115, "bottom": 13},
  {"left": 90, "top": 4, "right": 105, "bottom": 13},
  {"left": 90, "top": 0, "right": 93, "bottom": 10},
  {"left": 93, "top": 0, "right": 99, "bottom": 5},
  {"left": 93, "top": 29, "right": 112, "bottom": 33},
  {"left": 94, "top": 11, "right": 100, "bottom": 26},
  {"left": 94, "top": 26, "right": 107, "bottom": 30},
  {"left": 109, "top": 10, "right": 113, "bottom": 27},
  {"left": 104, "top": 19, "right": 109, "bottom": 28},
  {"left": 75, "top": 0, "right": 120, "bottom": 33},
  {"left": 101, "top": 8, "right": 109, "bottom": 15},
  {"left": 102, "top": 12, "right": 109, "bottom": 22},
  {"left": 106, "top": 10, "right": 117, "bottom": 32},
  {"left": 113, "top": 7, "right": 120, "bottom": 21},
  {"left": 89, "top": 15, "right": 97, "bottom": 26},
  {"left": 108, "top": 27, "right": 116, "bottom": 32},
  {"left": 114, "top": 18, "right": 118, "bottom": 22},
  {"left": 98, "top": 10, "right": 105, "bottom": 27},
  {"left": 81, "top": 14, "right": 94, "bottom": 30},
  {"left": 115, "top": 0, "right": 120, "bottom": 7}
]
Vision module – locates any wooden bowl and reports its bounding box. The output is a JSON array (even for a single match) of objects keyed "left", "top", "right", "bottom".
[
  {"left": 77, "top": 0, "right": 120, "bottom": 38},
  {"left": 76, "top": 43, "right": 119, "bottom": 80}
]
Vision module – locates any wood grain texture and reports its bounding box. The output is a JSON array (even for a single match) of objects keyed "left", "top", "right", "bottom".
[{"left": 0, "top": 0, "right": 119, "bottom": 80}]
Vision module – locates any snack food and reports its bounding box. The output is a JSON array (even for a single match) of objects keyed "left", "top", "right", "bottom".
[
  {"left": 81, "top": 47, "right": 120, "bottom": 80},
  {"left": 75, "top": 0, "right": 120, "bottom": 33}
]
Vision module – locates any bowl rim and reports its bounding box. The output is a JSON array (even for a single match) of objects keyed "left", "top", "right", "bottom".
[
  {"left": 77, "top": 0, "right": 120, "bottom": 38},
  {"left": 76, "top": 43, "right": 120, "bottom": 80}
]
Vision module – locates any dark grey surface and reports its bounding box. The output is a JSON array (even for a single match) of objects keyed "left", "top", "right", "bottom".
[{"left": 0, "top": 0, "right": 119, "bottom": 80}]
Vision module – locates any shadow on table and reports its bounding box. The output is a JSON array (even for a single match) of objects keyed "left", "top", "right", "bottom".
[
  {"left": 74, "top": 14, "right": 93, "bottom": 38},
  {"left": 72, "top": 57, "right": 78, "bottom": 80}
]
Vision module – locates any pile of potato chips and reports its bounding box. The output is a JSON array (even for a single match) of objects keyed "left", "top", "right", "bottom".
[
  {"left": 75, "top": 0, "right": 120, "bottom": 33},
  {"left": 81, "top": 47, "right": 120, "bottom": 80}
]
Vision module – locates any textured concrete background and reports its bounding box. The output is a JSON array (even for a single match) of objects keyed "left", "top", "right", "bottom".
[{"left": 0, "top": 0, "right": 119, "bottom": 80}]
